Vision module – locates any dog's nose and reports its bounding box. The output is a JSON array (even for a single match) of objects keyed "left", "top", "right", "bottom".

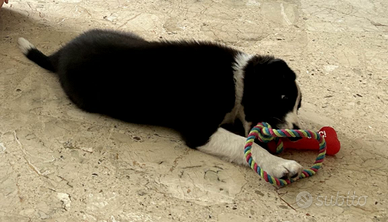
[{"left": 292, "top": 124, "right": 300, "bottom": 129}]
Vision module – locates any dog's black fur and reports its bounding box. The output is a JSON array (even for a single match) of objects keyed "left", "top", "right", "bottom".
[{"left": 19, "top": 29, "right": 301, "bottom": 149}]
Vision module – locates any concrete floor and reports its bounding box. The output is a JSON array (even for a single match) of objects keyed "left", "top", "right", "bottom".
[{"left": 0, "top": 0, "right": 387, "bottom": 221}]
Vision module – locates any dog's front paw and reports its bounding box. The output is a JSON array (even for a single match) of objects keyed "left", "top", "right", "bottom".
[{"left": 262, "top": 158, "right": 303, "bottom": 180}]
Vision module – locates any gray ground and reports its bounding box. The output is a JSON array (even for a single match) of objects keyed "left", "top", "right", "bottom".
[{"left": 0, "top": 0, "right": 387, "bottom": 221}]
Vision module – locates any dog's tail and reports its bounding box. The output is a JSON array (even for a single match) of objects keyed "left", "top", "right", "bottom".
[{"left": 18, "top": 37, "right": 57, "bottom": 72}]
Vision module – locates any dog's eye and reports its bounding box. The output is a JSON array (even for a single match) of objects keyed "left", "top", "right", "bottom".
[{"left": 281, "top": 95, "right": 288, "bottom": 100}]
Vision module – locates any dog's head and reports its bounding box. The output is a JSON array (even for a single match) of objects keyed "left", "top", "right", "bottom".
[{"left": 241, "top": 56, "right": 302, "bottom": 134}]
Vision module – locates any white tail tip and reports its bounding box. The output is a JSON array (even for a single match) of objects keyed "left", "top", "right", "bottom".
[{"left": 18, "top": 37, "right": 35, "bottom": 55}]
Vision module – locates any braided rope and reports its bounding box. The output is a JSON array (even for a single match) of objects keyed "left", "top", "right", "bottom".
[{"left": 244, "top": 122, "right": 326, "bottom": 187}]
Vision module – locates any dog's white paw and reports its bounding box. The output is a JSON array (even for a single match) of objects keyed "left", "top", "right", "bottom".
[{"left": 262, "top": 158, "right": 303, "bottom": 180}]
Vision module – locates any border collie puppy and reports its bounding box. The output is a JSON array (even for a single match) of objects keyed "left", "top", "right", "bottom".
[{"left": 18, "top": 29, "right": 303, "bottom": 179}]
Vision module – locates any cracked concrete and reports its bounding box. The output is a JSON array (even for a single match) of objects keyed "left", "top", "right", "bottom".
[{"left": 0, "top": 0, "right": 387, "bottom": 221}]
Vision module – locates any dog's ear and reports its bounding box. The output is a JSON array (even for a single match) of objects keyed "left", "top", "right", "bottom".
[
  {"left": 244, "top": 57, "right": 296, "bottom": 87},
  {"left": 244, "top": 57, "right": 296, "bottom": 83},
  {"left": 264, "top": 58, "right": 296, "bottom": 81}
]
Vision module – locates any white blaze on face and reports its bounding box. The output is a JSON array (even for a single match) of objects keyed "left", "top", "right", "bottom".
[{"left": 283, "top": 82, "right": 301, "bottom": 129}]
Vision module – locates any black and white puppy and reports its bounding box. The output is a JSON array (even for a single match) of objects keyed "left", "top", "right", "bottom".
[{"left": 18, "top": 29, "right": 303, "bottom": 179}]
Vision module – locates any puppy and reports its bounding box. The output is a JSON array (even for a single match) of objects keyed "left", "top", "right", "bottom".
[{"left": 18, "top": 29, "right": 303, "bottom": 179}]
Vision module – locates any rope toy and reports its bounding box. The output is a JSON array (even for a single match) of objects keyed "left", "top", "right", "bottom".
[{"left": 244, "top": 122, "right": 326, "bottom": 187}]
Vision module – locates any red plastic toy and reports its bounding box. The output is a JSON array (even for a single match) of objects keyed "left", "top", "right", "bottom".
[{"left": 267, "top": 126, "right": 341, "bottom": 155}]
